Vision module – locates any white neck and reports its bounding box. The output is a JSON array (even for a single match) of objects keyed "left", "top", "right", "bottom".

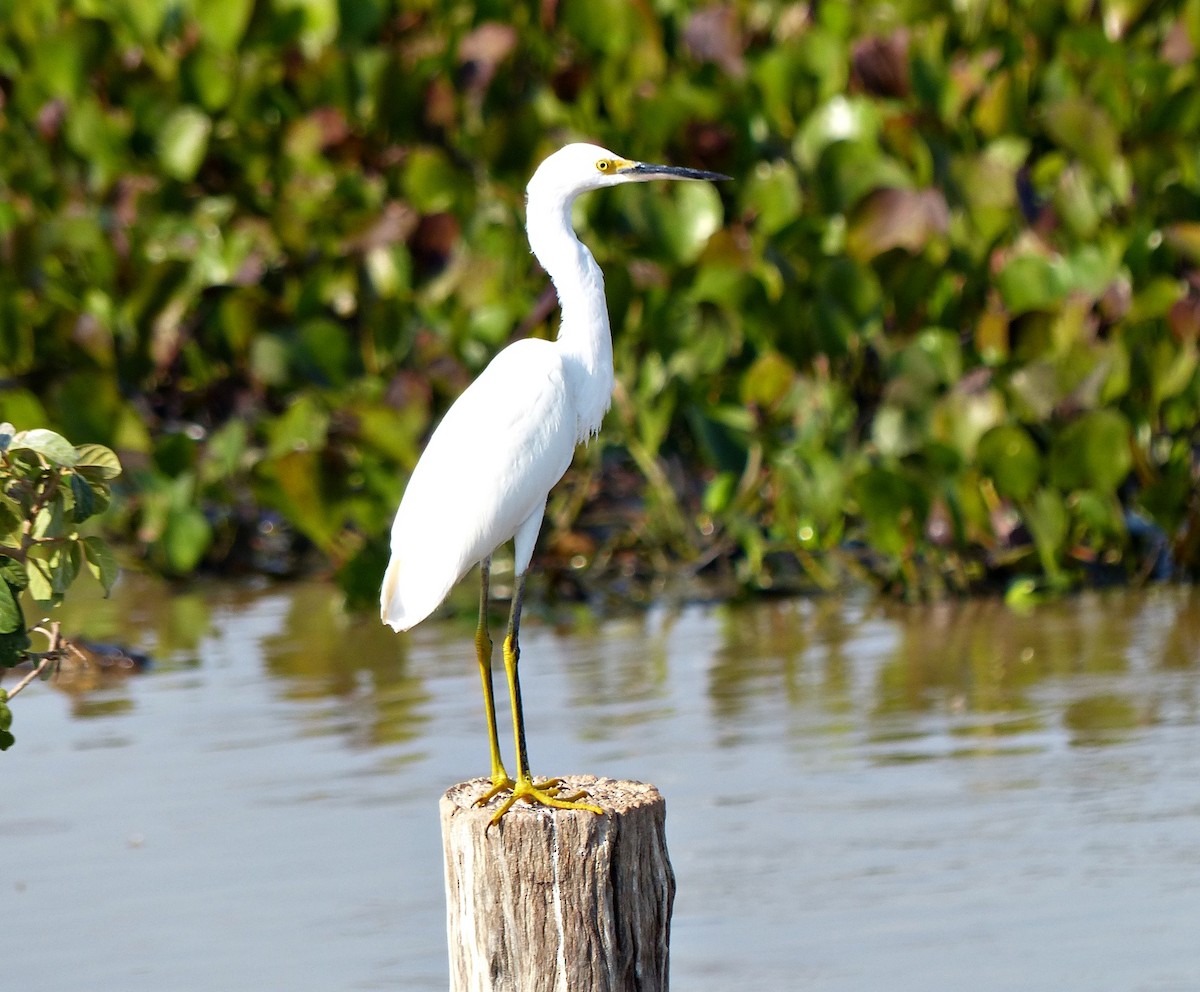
[{"left": 524, "top": 189, "right": 615, "bottom": 441}]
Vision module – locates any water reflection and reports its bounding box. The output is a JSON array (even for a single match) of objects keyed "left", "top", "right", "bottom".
[
  {"left": 7, "top": 575, "right": 1200, "bottom": 992},
  {"left": 37, "top": 575, "right": 1200, "bottom": 754},
  {"left": 257, "top": 582, "right": 430, "bottom": 749},
  {"left": 711, "top": 597, "right": 853, "bottom": 716}
]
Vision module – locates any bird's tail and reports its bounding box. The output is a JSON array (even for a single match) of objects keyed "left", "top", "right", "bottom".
[{"left": 379, "top": 554, "right": 458, "bottom": 632}]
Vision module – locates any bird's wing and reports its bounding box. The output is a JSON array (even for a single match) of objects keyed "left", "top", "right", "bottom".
[{"left": 381, "top": 340, "right": 578, "bottom": 631}]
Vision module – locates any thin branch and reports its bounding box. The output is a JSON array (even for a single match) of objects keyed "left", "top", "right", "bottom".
[
  {"left": 5, "top": 654, "right": 55, "bottom": 700},
  {"left": 16, "top": 461, "right": 61, "bottom": 561},
  {"left": 5, "top": 620, "right": 85, "bottom": 701}
]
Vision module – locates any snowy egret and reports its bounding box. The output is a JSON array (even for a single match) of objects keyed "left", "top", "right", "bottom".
[{"left": 381, "top": 143, "right": 729, "bottom": 822}]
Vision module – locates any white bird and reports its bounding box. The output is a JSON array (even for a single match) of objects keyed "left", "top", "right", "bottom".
[{"left": 381, "top": 142, "right": 729, "bottom": 822}]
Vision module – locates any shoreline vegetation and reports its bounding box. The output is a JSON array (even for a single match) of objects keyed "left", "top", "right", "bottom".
[{"left": 1, "top": 3, "right": 1199, "bottom": 609}]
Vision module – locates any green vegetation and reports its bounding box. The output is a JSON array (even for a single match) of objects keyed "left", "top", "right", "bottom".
[
  {"left": 0, "top": 424, "right": 121, "bottom": 748},
  {"left": 1, "top": 1, "right": 1199, "bottom": 604}
]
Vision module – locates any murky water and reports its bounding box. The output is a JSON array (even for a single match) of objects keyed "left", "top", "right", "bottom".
[{"left": 4, "top": 575, "right": 1200, "bottom": 990}]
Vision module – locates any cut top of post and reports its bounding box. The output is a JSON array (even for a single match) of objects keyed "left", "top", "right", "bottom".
[{"left": 442, "top": 774, "right": 664, "bottom": 822}]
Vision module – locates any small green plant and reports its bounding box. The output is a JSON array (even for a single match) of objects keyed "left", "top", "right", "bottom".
[{"left": 0, "top": 423, "right": 122, "bottom": 750}]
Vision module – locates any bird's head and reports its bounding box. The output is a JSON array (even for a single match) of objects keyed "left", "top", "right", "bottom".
[{"left": 527, "top": 142, "right": 730, "bottom": 203}]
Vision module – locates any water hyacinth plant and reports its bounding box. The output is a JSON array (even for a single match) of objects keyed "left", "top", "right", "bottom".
[{"left": 0, "top": 3, "right": 1198, "bottom": 603}]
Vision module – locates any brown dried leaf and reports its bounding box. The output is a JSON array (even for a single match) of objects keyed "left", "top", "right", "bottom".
[
  {"left": 1162, "top": 19, "right": 1195, "bottom": 65},
  {"left": 458, "top": 22, "right": 518, "bottom": 94},
  {"left": 309, "top": 106, "right": 350, "bottom": 150},
  {"left": 410, "top": 213, "right": 460, "bottom": 277},
  {"left": 346, "top": 201, "right": 419, "bottom": 254},
  {"left": 851, "top": 32, "right": 910, "bottom": 98},
  {"left": 846, "top": 187, "right": 950, "bottom": 260},
  {"left": 683, "top": 6, "right": 745, "bottom": 78}
]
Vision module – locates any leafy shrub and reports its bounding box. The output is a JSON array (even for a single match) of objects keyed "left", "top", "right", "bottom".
[
  {"left": 0, "top": 423, "right": 121, "bottom": 747},
  {"left": 1, "top": 2, "right": 1199, "bottom": 603}
]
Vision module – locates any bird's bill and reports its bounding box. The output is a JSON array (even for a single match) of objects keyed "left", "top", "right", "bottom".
[{"left": 618, "top": 161, "right": 732, "bottom": 183}]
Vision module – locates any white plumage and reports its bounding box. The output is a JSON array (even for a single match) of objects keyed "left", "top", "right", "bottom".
[
  {"left": 378, "top": 142, "right": 727, "bottom": 822},
  {"left": 380, "top": 339, "right": 575, "bottom": 631}
]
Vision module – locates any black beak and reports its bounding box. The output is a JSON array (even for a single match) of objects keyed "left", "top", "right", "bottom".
[{"left": 621, "top": 162, "right": 732, "bottom": 182}]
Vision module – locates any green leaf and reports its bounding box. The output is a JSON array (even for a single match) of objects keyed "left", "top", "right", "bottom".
[
  {"left": 1128, "top": 276, "right": 1185, "bottom": 322},
  {"left": 352, "top": 404, "right": 426, "bottom": 467},
  {"left": 892, "top": 328, "right": 963, "bottom": 399},
  {"left": 663, "top": 180, "right": 725, "bottom": 265},
  {"left": 402, "top": 147, "right": 463, "bottom": 213},
  {"left": 996, "top": 254, "right": 1066, "bottom": 315},
  {"left": 1042, "top": 96, "right": 1130, "bottom": 202},
  {"left": 198, "top": 419, "right": 249, "bottom": 484},
  {"left": 852, "top": 466, "right": 929, "bottom": 559},
  {"left": 743, "top": 160, "right": 803, "bottom": 236},
  {"left": 795, "top": 95, "right": 882, "bottom": 169},
  {"left": 154, "top": 432, "right": 199, "bottom": 478},
  {"left": 930, "top": 389, "right": 1006, "bottom": 460},
  {"left": 0, "top": 623, "right": 31, "bottom": 670},
  {"left": 185, "top": 46, "right": 237, "bottom": 112},
  {"left": 33, "top": 499, "right": 66, "bottom": 541},
  {"left": 157, "top": 106, "right": 213, "bottom": 182},
  {"left": 977, "top": 425, "right": 1041, "bottom": 501},
  {"left": 8, "top": 428, "right": 78, "bottom": 467},
  {"left": 1163, "top": 221, "right": 1200, "bottom": 264},
  {"left": 74, "top": 443, "right": 122, "bottom": 480},
  {"left": 265, "top": 393, "right": 331, "bottom": 459},
  {"left": 70, "top": 472, "right": 96, "bottom": 523},
  {"left": 0, "top": 579, "right": 22, "bottom": 634},
  {"left": 162, "top": 507, "right": 213, "bottom": 574},
  {"left": 1049, "top": 410, "right": 1132, "bottom": 493},
  {"left": 1149, "top": 340, "right": 1198, "bottom": 406},
  {"left": 31, "top": 26, "right": 88, "bottom": 99},
  {"left": 26, "top": 558, "right": 55, "bottom": 605},
  {"left": 1073, "top": 489, "right": 1123, "bottom": 539},
  {"left": 560, "top": 0, "right": 638, "bottom": 54},
  {"left": 83, "top": 536, "right": 120, "bottom": 595},
  {"left": 274, "top": 0, "right": 339, "bottom": 57},
  {"left": 0, "top": 691, "right": 12, "bottom": 750},
  {"left": 702, "top": 472, "right": 738, "bottom": 515},
  {"left": 0, "top": 557, "right": 27, "bottom": 591},
  {"left": 294, "top": 318, "right": 355, "bottom": 387},
  {"left": 62, "top": 93, "right": 131, "bottom": 190},
  {"left": 1004, "top": 577, "right": 1051, "bottom": 610},
  {"left": 1024, "top": 487, "right": 1068, "bottom": 581},
  {"left": 49, "top": 543, "right": 82, "bottom": 595},
  {"left": 259, "top": 450, "right": 339, "bottom": 550},
  {"left": 816, "top": 141, "right": 915, "bottom": 212},
  {"left": 192, "top": 0, "right": 255, "bottom": 52},
  {"left": 740, "top": 352, "right": 796, "bottom": 409}
]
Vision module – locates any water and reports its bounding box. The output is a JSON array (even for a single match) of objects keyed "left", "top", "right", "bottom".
[{"left": 4, "top": 576, "right": 1200, "bottom": 990}]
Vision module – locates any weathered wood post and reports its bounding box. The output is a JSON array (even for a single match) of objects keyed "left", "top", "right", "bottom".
[{"left": 440, "top": 775, "right": 675, "bottom": 992}]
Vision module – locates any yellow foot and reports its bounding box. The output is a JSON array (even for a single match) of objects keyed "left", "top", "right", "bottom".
[
  {"left": 473, "top": 774, "right": 562, "bottom": 808},
  {"left": 485, "top": 775, "right": 604, "bottom": 826}
]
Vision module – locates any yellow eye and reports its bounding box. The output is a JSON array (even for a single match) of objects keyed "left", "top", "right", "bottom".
[{"left": 595, "top": 159, "right": 611, "bottom": 172}]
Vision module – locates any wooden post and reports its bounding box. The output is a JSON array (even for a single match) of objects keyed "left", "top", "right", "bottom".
[{"left": 440, "top": 775, "right": 675, "bottom": 992}]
